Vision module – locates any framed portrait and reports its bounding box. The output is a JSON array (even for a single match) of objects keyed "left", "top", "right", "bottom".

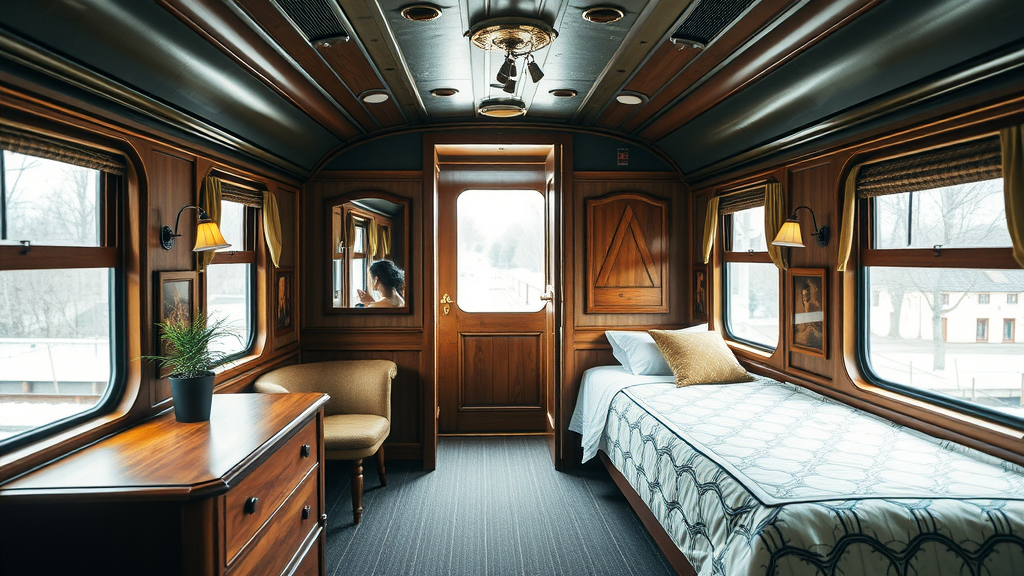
[
  {"left": 156, "top": 271, "right": 198, "bottom": 375},
  {"left": 692, "top": 266, "right": 708, "bottom": 323},
  {"left": 275, "top": 268, "right": 294, "bottom": 335},
  {"left": 789, "top": 268, "right": 827, "bottom": 358}
]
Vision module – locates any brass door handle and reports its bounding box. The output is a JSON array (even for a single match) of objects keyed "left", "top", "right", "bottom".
[
  {"left": 440, "top": 293, "right": 452, "bottom": 315},
  {"left": 539, "top": 285, "right": 554, "bottom": 302}
]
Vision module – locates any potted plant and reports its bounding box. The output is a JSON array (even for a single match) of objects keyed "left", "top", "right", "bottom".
[{"left": 146, "top": 312, "right": 236, "bottom": 423}]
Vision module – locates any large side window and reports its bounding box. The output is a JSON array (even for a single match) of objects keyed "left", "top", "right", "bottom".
[
  {"left": 860, "top": 136, "right": 1023, "bottom": 425},
  {"left": 0, "top": 139, "right": 123, "bottom": 450},
  {"left": 721, "top": 198, "right": 780, "bottom": 350},
  {"left": 206, "top": 197, "right": 256, "bottom": 360}
]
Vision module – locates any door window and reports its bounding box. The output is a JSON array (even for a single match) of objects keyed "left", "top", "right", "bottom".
[{"left": 457, "top": 189, "right": 545, "bottom": 312}]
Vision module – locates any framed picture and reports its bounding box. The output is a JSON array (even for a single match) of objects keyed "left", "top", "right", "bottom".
[
  {"left": 275, "top": 268, "right": 294, "bottom": 335},
  {"left": 789, "top": 268, "right": 827, "bottom": 358},
  {"left": 692, "top": 266, "right": 708, "bottom": 323},
  {"left": 156, "top": 271, "right": 198, "bottom": 375}
]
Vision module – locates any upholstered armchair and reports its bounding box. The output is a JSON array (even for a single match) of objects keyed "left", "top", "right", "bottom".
[{"left": 253, "top": 360, "right": 397, "bottom": 524}]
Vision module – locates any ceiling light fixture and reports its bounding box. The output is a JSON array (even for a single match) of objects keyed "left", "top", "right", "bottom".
[
  {"left": 479, "top": 98, "right": 527, "bottom": 118},
  {"left": 615, "top": 92, "right": 646, "bottom": 105},
  {"left": 467, "top": 17, "right": 557, "bottom": 115},
  {"left": 549, "top": 88, "right": 578, "bottom": 98},
  {"left": 582, "top": 7, "right": 625, "bottom": 24},
  {"left": 430, "top": 88, "right": 458, "bottom": 97},
  {"left": 401, "top": 4, "right": 442, "bottom": 21},
  {"left": 360, "top": 90, "right": 390, "bottom": 104}
]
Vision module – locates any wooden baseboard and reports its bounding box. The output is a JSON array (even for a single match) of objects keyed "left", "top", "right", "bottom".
[{"left": 599, "top": 451, "right": 696, "bottom": 576}]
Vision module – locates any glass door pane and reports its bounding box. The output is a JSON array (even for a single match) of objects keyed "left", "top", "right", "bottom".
[{"left": 457, "top": 189, "right": 545, "bottom": 312}]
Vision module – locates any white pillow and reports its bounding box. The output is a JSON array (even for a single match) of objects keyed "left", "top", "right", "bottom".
[{"left": 605, "top": 324, "right": 710, "bottom": 376}]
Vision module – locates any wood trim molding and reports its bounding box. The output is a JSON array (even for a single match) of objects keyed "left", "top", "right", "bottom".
[
  {"left": 573, "top": 171, "right": 679, "bottom": 181},
  {"left": 313, "top": 170, "right": 424, "bottom": 181}
]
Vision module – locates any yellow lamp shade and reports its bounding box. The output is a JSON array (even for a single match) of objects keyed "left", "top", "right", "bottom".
[
  {"left": 772, "top": 219, "right": 804, "bottom": 248},
  {"left": 193, "top": 220, "right": 231, "bottom": 252}
]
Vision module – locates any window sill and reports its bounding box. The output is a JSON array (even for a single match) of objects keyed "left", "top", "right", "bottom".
[
  {"left": 726, "top": 338, "right": 776, "bottom": 360},
  {"left": 852, "top": 378, "right": 1024, "bottom": 440}
]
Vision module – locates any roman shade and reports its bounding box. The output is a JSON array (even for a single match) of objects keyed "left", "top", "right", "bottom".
[{"left": 0, "top": 124, "right": 126, "bottom": 175}]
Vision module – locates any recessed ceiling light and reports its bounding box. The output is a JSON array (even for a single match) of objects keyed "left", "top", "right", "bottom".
[
  {"left": 479, "top": 98, "right": 527, "bottom": 118},
  {"left": 401, "top": 4, "right": 442, "bottom": 22},
  {"left": 430, "top": 88, "right": 459, "bottom": 97},
  {"left": 582, "top": 7, "right": 625, "bottom": 24},
  {"left": 615, "top": 92, "right": 645, "bottom": 105},
  {"left": 549, "top": 89, "right": 578, "bottom": 98},
  {"left": 361, "top": 91, "right": 390, "bottom": 104}
]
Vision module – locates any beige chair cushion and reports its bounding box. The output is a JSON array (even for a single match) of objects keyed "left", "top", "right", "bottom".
[
  {"left": 253, "top": 360, "right": 397, "bottom": 419},
  {"left": 649, "top": 330, "right": 755, "bottom": 387},
  {"left": 324, "top": 414, "right": 390, "bottom": 460}
]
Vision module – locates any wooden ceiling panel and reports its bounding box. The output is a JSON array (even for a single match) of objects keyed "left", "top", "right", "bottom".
[
  {"left": 638, "top": 0, "right": 883, "bottom": 142},
  {"left": 594, "top": 42, "right": 700, "bottom": 130},
  {"left": 617, "top": 0, "right": 797, "bottom": 135},
  {"left": 233, "top": 0, "right": 381, "bottom": 132},
  {"left": 314, "top": 41, "right": 406, "bottom": 128}
]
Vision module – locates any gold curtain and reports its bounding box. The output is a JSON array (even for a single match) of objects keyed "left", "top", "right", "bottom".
[
  {"left": 702, "top": 196, "right": 720, "bottom": 264},
  {"left": 380, "top": 225, "right": 391, "bottom": 258},
  {"left": 367, "top": 219, "right": 379, "bottom": 259},
  {"left": 262, "top": 189, "right": 283, "bottom": 268},
  {"left": 1002, "top": 125, "right": 1024, "bottom": 269},
  {"left": 346, "top": 211, "right": 356, "bottom": 253},
  {"left": 836, "top": 166, "right": 860, "bottom": 272},
  {"left": 763, "top": 182, "right": 788, "bottom": 270},
  {"left": 196, "top": 176, "right": 222, "bottom": 273}
]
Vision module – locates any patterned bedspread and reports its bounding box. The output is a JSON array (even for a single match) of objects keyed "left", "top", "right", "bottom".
[{"left": 602, "top": 377, "right": 1024, "bottom": 576}]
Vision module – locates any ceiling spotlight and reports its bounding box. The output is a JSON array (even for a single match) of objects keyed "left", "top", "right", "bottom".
[
  {"left": 401, "top": 4, "right": 442, "bottom": 21},
  {"left": 430, "top": 88, "right": 458, "bottom": 97},
  {"left": 549, "top": 88, "right": 577, "bottom": 98},
  {"left": 479, "top": 98, "right": 527, "bottom": 118},
  {"left": 502, "top": 78, "right": 517, "bottom": 94},
  {"left": 527, "top": 56, "right": 544, "bottom": 83},
  {"left": 582, "top": 7, "right": 625, "bottom": 24},
  {"left": 497, "top": 57, "right": 513, "bottom": 84},
  {"left": 360, "top": 90, "right": 390, "bottom": 104},
  {"left": 615, "top": 92, "right": 646, "bottom": 105}
]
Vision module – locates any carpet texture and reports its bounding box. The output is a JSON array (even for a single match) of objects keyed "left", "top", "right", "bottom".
[{"left": 323, "top": 436, "right": 675, "bottom": 576}]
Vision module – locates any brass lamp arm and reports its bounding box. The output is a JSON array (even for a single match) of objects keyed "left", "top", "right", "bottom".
[
  {"left": 161, "top": 205, "right": 211, "bottom": 250},
  {"left": 788, "top": 205, "right": 830, "bottom": 247}
]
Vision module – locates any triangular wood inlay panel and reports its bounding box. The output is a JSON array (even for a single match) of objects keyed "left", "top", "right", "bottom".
[{"left": 596, "top": 205, "right": 659, "bottom": 288}]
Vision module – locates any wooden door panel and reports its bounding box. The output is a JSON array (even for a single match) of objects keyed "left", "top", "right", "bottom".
[{"left": 461, "top": 334, "right": 542, "bottom": 407}]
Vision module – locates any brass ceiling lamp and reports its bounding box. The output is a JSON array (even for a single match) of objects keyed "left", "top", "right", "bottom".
[{"left": 467, "top": 17, "right": 557, "bottom": 117}]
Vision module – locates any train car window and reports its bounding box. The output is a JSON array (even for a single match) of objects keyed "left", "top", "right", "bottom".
[
  {"left": 206, "top": 200, "right": 256, "bottom": 361},
  {"left": 722, "top": 205, "right": 780, "bottom": 350}
]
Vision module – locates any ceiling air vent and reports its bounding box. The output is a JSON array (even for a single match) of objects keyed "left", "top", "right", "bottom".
[
  {"left": 276, "top": 0, "right": 350, "bottom": 46},
  {"left": 670, "top": 0, "right": 756, "bottom": 50}
]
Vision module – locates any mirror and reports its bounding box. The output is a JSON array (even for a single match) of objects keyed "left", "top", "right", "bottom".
[{"left": 328, "top": 192, "right": 409, "bottom": 311}]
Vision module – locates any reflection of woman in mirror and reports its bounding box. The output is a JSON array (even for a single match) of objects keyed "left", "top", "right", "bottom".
[{"left": 358, "top": 260, "right": 406, "bottom": 308}]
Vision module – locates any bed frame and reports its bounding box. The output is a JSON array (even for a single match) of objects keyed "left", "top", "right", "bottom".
[{"left": 599, "top": 451, "right": 697, "bottom": 576}]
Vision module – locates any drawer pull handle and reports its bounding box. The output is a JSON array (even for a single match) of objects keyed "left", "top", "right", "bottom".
[
  {"left": 301, "top": 444, "right": 311, "bottom": 458},
  {"left": 244, "top": 497, "right": 259, "bottom": 515},
  {"left": 302, "top": 505, "right": 311, "bottom": 520}
]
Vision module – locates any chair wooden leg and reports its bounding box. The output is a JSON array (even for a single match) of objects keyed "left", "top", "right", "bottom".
[
  {"left": 374, "top": 446, "right": 387, "bottom": 487},
  {"left": 351, "top": 459, "right": 363, "bottom": 524}
]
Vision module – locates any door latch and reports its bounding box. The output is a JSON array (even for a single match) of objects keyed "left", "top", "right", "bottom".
[{"left": 440, "top": 293, "right": 452, "bottom": 315}]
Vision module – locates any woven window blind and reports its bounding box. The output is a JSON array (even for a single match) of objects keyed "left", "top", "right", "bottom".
[
  {"left": 718, "top": 187, "right": 765, "bottom": 214},
  {"left": 856, "top": 136, "right": 1001, "bottom": 198},
  {"left": 220, "top": 180, "right": 264, "bottom": 207},
  {"left": 0, "top": 124, "right": 126, "bottom": 175}
]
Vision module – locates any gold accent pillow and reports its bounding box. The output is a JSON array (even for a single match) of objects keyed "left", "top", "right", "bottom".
[{"left": 648, "top": 330, "right": 755, "bottom": 387}]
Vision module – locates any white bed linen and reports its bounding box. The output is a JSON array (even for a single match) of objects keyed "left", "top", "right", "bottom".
[{"left": 568, "top": 365, "right": 674, "bottom": 462}]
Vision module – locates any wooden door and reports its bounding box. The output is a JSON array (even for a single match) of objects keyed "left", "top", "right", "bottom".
[{"left": 437, "top": 163, "right": 553, "bottom": 433}]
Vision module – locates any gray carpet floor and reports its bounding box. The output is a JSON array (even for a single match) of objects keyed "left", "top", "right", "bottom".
[{"left": 323, "top": 436, "right": 676, "bottom": 576}]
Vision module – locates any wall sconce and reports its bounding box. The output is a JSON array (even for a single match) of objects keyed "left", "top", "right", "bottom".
[
  {"left": 771, "top": 205, "right": 830, "bottom": 248},
  {"left": 161, "top": 205, "right": 230, "bottom": 251}
]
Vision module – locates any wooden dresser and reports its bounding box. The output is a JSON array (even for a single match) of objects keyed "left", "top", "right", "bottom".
[{"left": 0, "top": 393, "right": 329, "bottom": 576}]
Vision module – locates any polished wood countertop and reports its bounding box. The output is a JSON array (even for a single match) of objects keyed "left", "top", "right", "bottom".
[{"left": 0, "top": 393, "right": 328, "bottom": 501}]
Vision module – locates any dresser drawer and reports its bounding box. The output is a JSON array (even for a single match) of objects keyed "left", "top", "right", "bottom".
[
  {"left": 230, "top": 464, "right": 321, "bottom": 576},
  {"left": 225, "top": 417, "right": 319, "bottom": 563},
  {"left": 292, "top": 538, "right": 321, "bottom": 576}
]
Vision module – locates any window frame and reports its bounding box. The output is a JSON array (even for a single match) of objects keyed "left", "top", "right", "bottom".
[
  {"left": 720, "top": 204, "right": 780, "bottom": 352},
  {"left": 204, "top": 200, "right": 258, "bottom": 363},
  {"left": 0, "top": 161, "right": 126, "bottom": 454},
  {"left": 856, "top": 150, "right": 1022, "bottom": 429}
]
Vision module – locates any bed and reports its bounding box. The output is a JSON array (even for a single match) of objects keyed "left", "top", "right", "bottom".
[{"left": 569, "top": 365, "right": 1024, "bottom": 576}]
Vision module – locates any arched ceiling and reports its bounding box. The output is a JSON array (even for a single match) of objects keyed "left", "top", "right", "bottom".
[{"left": 1, "top": 0, "right": 1022, "bottom": 180}]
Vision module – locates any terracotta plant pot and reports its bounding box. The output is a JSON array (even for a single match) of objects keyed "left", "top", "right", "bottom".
[{"left": 169, "top": 372, "right": 215, "bottom": 423}]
